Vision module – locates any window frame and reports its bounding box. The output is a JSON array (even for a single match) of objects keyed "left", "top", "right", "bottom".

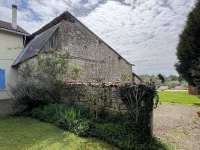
[{"left": 0, "top": 68, "right": 5, "bottom": 90}]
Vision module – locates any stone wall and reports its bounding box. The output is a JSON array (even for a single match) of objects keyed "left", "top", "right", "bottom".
[
  {"left": 58, "top": 20, "right": 132, "bottom": 82},
  {"left": 63, "top": 84, "right": 153, "bottom": 135},
  {"left": 0, "top": 99, "right": 17, "bottom": 116},
  {"left": 64, "top": 85, "right": 128, "bottom": 115}
]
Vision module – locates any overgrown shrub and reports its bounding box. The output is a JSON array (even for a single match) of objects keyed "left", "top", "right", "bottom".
[
  {"left": 30, "top": 103, "right": 143, "bottom": 149},
  {"left": 8, "top": 78, "right": 49, "bottom": 111},
  {"left": 31, "top": 102, "right": 90, "bottom": 130},
  {"left": 71, "top": 119, "right": 94, "bottom": 136},
  {"left": 27, "top": 101, "right": 171, "bottom": 150},
  {"left": 8, "top": 50, "right": 84, "bottom": 111},
  {"left": 91, "top": 122, "right": 136, "bottom": 149},
  {"left": 120, "top": 82, "right": 159, "bottom": 135}
]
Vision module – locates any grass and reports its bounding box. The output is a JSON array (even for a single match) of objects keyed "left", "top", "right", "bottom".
[
  {"left": 0, "top": 116, "right": 175, "bottom": 150},
  {"left": 0, "top": 116, "right": 119, "bottom": 150},
  {"left": 158, "top": 91, "right": 200, "bottom": 105}
]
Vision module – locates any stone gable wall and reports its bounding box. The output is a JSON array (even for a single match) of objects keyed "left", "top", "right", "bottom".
[{"left": 58, "top": 20, "right": 132, "bottom": 82}]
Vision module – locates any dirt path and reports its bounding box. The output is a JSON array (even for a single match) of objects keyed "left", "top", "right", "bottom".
[{"left": 153, "top": 103, "right": 200, "bottom": 150}]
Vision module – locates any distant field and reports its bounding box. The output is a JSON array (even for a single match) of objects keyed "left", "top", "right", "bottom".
[{"left": 158, "top": 91, "right": 200, "bottom": 104}]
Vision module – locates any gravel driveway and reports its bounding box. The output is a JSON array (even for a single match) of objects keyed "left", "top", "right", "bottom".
[{"left": 154, "top": 103, "right": 200, "bottom": 150}]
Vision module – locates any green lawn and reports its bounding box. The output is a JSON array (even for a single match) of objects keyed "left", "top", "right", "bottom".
[
  {"left": 0, "top": 116, "right": 119, "bottom": 150},
  {"left": 158, "top": 91, "right": 200, "bottom": 104}
]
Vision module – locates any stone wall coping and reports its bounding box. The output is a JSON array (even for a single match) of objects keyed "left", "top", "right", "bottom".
[{"left": 65, "top": 81, "right": 147, "bottom": 87}]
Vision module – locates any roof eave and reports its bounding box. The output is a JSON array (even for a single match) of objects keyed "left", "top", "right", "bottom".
[
  {"left": 0, "top": 27, "right": 29, "bottom": 36},
  {"left": 12, "top": 23, "right": 61, "bottom": 66},
  {"left": 12, "top": 39, "right": 34, "bottom": 67}
]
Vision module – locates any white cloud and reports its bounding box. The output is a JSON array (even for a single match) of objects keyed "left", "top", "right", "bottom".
[
  {"left": 0, "top": 0, "right": 197, "bottom": 75},
  {"left": 0, "top": 6, "right": 11, "bottom": 22}
]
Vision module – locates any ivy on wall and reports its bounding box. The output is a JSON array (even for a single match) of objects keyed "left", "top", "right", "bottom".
[{"left": 120, "top": 82, "right": 159, "bottom": 135}]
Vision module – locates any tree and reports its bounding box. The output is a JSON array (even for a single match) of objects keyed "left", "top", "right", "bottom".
[
  {"left": 168, "top": 81, "right": 180, "bottom": 89},
  {"left": 178, "top": 75, "right": 184, "bottom": 82},
  {"left": 191, "top": 58, "right": 200, "bottom": 95},
  {"left": 158, "top": 74, "right": 165, "bottom": 83},
  {"left": 120, "top": 83, "right": 159, "bottom": 124},
  {"left": 175, "top": 0, "right": 200, "bottom": 86},
  {"left": 36, "top": 50, "right": 84, "bottom": 102},
  {"left": 168, "top": 75, "right": 178, "bottom": 81},
  {"left": 8, "top": 50, "right": 84, "bottom": 109}
]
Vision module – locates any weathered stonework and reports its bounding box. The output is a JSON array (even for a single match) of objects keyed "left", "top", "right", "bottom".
[
  {"left": 57, "top": 20, "right": 132, "bottom": 82},
  {"left": 63, "top": 85, "right": 128, "bottom": 115},
  {"left": 18, "top": 18, "right": 132, "bottom": 83},
  {"left": 15, "top": 10, "right": 132, "bottom": 85}
]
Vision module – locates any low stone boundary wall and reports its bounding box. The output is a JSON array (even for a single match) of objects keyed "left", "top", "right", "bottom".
[
  {"left": 0, "top": 99, "right": 17, "bottom": 116},
  {"left": 77, "top": 86, "right": 127, "bottom": 115},
  {"left": 63, "top": 83, "right": 154, "bottom": 135},
  {"left": 63, "top": 85, "right": 128, "bottom": 115}
]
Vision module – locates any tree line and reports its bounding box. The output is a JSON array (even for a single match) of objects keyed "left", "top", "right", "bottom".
[{"left": 136, "top": 74, "right": 188, "bottom": 89}]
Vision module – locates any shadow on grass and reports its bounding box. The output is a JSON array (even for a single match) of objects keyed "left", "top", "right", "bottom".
[{"left": 0, "top": 116, "right": 119, "bottom": 150}]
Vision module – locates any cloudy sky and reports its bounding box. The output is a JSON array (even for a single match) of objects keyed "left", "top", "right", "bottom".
[{"left": 0, "top": 0, "right": 197, "bottom": 75}]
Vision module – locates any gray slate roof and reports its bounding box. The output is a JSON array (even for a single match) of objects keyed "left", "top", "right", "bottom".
[{"left": 12, "top": 23, "right": 60, "bottom": 66}]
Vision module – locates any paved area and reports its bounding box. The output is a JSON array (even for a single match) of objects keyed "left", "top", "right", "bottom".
[{"left": 154, "top": 103, "right": 200, "bottom": 150}]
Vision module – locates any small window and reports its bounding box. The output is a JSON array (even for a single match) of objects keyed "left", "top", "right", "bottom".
[{"left": 0, "top": 69, "right": 5, "bottom": 89}]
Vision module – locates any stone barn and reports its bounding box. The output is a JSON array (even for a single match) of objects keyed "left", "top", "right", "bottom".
[{"left": 12, "top": 11, "right": 132, "bottom": 82}]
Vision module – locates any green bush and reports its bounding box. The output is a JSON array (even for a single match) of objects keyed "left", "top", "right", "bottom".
[
  {"left": 71, "top": 119, "right": 94, "bottom": 136},
  {"left": 120, "top": 82, "right": 158, "bottom": 136},
  {"left": 90, "top": 118, "right": 141, "bottom": 149},
  {"left": 9, "top": 79, "right": 49, "bottom": 111},
  {"left": 91, "top": 121, "right": 170, "bottom": 150},
  {"left": 31, "top": 106, "right": 43, "bottom": 119},
  {"left": 29, "top": 102, "right": 171, "bottom": 150},
  {"left": 92, "top": 123, "right": 131, "bottom": 149},
  {"left": 31, "top": 103, "right": 141, "bottom": 146},
  {"left": 31, "top": 102, "right": 90, "bottom": 130}
]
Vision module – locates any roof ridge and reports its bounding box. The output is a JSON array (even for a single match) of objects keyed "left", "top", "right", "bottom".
[
  {"left": 28, "top": 11, "right": 73, "bottom": 39},
  {"left": 27, "top": 11, "right": 132, "bottom": 65}
]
